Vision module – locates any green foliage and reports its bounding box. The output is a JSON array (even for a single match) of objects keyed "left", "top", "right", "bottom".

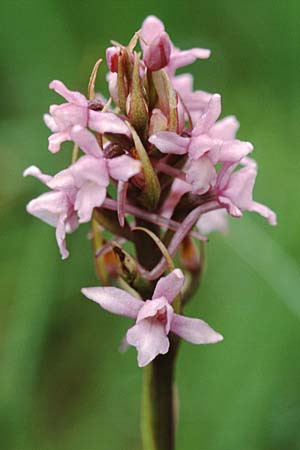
[{"left": 0, "top": 1, "right": 299, "bottom": 449}]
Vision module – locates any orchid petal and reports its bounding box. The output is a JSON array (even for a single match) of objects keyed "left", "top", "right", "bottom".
[
  {"left": 170, "top": 314, "right": 223, "bottom": 344},
  {"left": 126, "top": 319, "right": 169, "bottom": 367},
  {"left": 75, "top": 182, "right": 106, "bottom": 223},
  {"left": 70, "top": 125, "right": 103, "bottom": 158},
  {"left": 23, "top": 165, "right": 52, "bottom": 185},
  {"left": 152, "top": 269, "right": 184, "bottom": 303},
  {"left": 193, "top": 94, "right": 221, "bottom": 135},
  {"left": 81, "top": 286, "right": 142, "bottom": 318},
  {"left": 49, "top": 80, "right": 88, "bottom": 107},
  {"left": 218, "top": 140, "right": 253, "bottom": 163},
  {"left": 185, "top": 155, "right": 217, "bottom": 195},
  {"left": 56, "top": 211, "right": 69, "bottom": 259},
  {"left": 43, "top": 113, "right": 59, "bottom": 132},
  {"left": 136, "top": 298, "right": 174, "bottom": 333},
  {"left": 89, "top": 110, "right": 131, "bottom": 137},
  {"left": 107, "top": 155, "right": 141, "bottom": 181},
  {"left": 48, "top": 130, "right": 70, "bottom": 153},
  {"left": 210, "top": 116, "right": 240, "bottom": 140},
  {"left": 149, "top": 131, "right": 189, "bottom": 154},
  {"left": 26, "top": 191, "right": 66, "bottom": 227},
  {"left": 71, "top": 155, "right": 109, "bottom": 187}
]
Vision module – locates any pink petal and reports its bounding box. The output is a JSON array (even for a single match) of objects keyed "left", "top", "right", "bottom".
[
  {"left": 149, "top": 131, "right": 189, "bottom": 154},
  {"left": 188, "top": 134, "right": 220, "bottom": 161},
  {"left": 88, "top": 110, "right": 131, "bottom": 137},
  {"left": 75, "top": 182, "right": 107, "bottom": 223},
  {"left": 47, "top": 167, "right": 76, "bottom": 192},
  {"left": 71, "top": 155, "right": 109, "bottom": 187},
  {"left": 192, "top": 94, "right": 221, "bottom": 135},
  {"left": 185, "top": 155, "right": 217, "bottom": 195},
  {"left": 152, "top": 269, "right": 184, "bottom": 304},
  {"left": 168, "top": 47, "right": 211, "bottom": 74},
  {"left": 26, "top": 191, "right": 66, "bottom": 227},
  {"left": 55, "top": 211, "right": 69, "bottom": 259},
  {"left": 218, "top": 140, "right": 253, "bottom": 163},
  {"left": 49, "top": 80, "right": 88, "bottom": 107},
  {"left": 81, "top": 286, "right": 142, "bottom": 318},
  {"left": 48, "top": 130, "right": 70, "bottom": 153},
  {"left": 70, "top": 125, "right": 103, "bottom": 158},
  {"left": 50, "top": 103, "right": 88, "bottom": 129},
  {"left": 136, "top": 298, "right": 174, "bottom": 333},
  {"left": 247, "top": 201, "right": 277, "bottom": 225},
  {"left": 43, "top": 113, "right": 59, "bottom": 132},
  {"left": 218, "top": 195, "right": 243, "bottom": 218},
  {"left": 210, "top": 116, "right": 240, "bottom": 140},
  {"left": 107, "top": 155, "right": 141, "bottom": 181},
  {"left": 126, "top": 319, "right": 170, "bottom": 367},
  {"left": 23, "top": 165, "right": 52, "bottom": 185},
  {"left": 170, "top": 314, "right": 223, "bottom": 344}
]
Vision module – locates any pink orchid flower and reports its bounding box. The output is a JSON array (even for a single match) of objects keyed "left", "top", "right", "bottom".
[
  {"left": 44, "top": 125, "right": 141, "bottom": 225},
  {"left": 23, "top": 166, "right": 78, "bottom": 259},
  {"left": 44, "top": 80, "right": 130, "bottom": 153},
  {"left": 215, "top": 158, "right": 277, "bottom": 224},
  {"left": 150, "top": 94, "right": 253, "bottom": 195},
  {"left": 82, "top": 269, "right": 223, "bottom": 367},
  {"left": 140, "top": 16, "right": 210, "bottom": 75}
]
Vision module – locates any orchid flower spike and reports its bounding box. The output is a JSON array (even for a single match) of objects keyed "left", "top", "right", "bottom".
[{"left": 82, "top": 269, "right": 223, "bottom": 367}]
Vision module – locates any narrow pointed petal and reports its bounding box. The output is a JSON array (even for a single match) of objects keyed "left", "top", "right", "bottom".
[
  {"left": 88, "top": 110, "right": 131, "bottom": 137},
  {"left": 81, "top": 286, "right": 142, "bottom": 318},
  {"left": 70, "top": 125, "right": 103, "bottom": 157},
  {"left": 107, "top": 155, "right": 141, "bottom": 181},
  {"left": 248, "top": 201, "right": 277, "bottom": 225},
  {"left": 126, "top": 319, "right": 169, "bottom": 367},
  {"left": 149, "top": 131, "right": 189, "bottom": 154},
  {"left": 170, "top": 314, "right": 223, "bottom": 344},
  {"left": 55, "top": 212, "right": 69, "bottom": 259},
  {"left": 23, "top": 165, "right": 52, "bottom": 185},
  {"left": 49, "top": 80, "right": 88, "bottom": 106},
  {"left": 152, "top": 269, "right": 184, "bottom": 303}
]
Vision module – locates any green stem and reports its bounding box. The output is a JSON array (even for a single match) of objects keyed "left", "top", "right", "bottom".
[{"left": 141, "top": 337, "right": 179, "bottom": 450}]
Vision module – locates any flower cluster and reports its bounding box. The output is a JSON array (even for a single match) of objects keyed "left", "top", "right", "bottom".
[{"left": 24, "top": 16, "right": 276, "bottom": 366}]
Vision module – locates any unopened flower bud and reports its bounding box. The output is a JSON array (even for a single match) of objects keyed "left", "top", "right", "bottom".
[
  {"left": 106, "top": 46, "right": 120, "bottom": 72},
  {"left": 179, "top": 236, "right": 200, "bottom": 271},
  {"left": 144, "top": 32, "right": 171, "bottom": 71}
]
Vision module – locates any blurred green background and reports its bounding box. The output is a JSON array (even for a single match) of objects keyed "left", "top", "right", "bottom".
[{"left": 1, "top": 0, "right": 299, "bottom": 449}]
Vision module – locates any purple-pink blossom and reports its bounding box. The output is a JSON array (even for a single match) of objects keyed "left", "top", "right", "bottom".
[
  {"left": 82, "top": 269, "right": 223, "bottom": 367},
  {"left": 44, "top": 80, "right": 130, "bottom": 153}
]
